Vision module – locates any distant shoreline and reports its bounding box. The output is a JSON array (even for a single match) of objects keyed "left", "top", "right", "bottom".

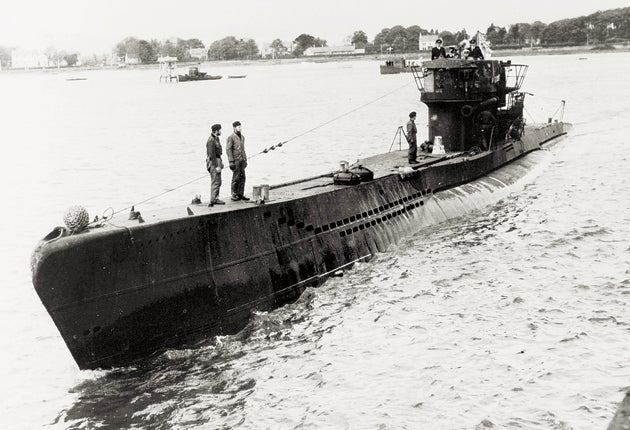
[
  {"left": 2, "top": 44, "right": 627, "bottom": 75},
  {"left": 492, "top": 44, "right": 629, "bottom": 57}
]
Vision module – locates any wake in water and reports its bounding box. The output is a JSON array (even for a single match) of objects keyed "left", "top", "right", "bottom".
[
  {"left": 51, "top": 134, "right": 625, "bottom": 429},
  {"left": 9, "top": 54, "right": 628, "bottom": 429}
]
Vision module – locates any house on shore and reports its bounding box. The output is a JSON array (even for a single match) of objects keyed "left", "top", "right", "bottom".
[
  {"left": 188, "top": 48, "right": 208, "bottom": 62},
  {"left": 11, "top": 50, "right": 51, "bottom": 68},
  {"left": 124, "top": 53, "right": 140, "bottom": 65},
  {"left": 418, "top": 35, "right": 436, "bottom": 51},
  {"left": 261, "top": 41, "right": 294, "bottom": 58}
]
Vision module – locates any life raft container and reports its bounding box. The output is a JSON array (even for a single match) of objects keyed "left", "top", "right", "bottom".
[
  {"left": 350, "top": 165, "right": 374, "bottom": 181},
  {"left": 333, "top": 165, "right": 374, "bottom": 185},
  {"left": 333, "top": 171, "right": 361, "bottom": 185}
]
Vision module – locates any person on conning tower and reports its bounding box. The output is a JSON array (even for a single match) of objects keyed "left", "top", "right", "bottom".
[
  {"left": 468, "top": 39, "right": 484, "bottom": 60},
  {"left": 431, "top": 39, "right": 447, "bottom": 60}
]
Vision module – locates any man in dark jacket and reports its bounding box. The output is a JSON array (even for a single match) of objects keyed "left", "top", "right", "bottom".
[
  {"left": 407, "top": 111, "right": 418, "bottom": 163},
  {"left": 476, "top": 110, "right": 496, "bottom": 150},
  {"left": 226, "top": 121, "right": 249, "bottom": 201},
  {"left": 206, "top": 123, "right": 225, "bottom": 206},
  {"left": 431, "top": 39, "right": 446, "bottom": 60},
  {"left": 469, "top": 39, "right": 484, "bottom": 60}
]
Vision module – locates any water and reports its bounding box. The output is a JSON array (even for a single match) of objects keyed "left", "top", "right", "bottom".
[{"left": 1, "top": 53, "right": 629, "bottom": 429}]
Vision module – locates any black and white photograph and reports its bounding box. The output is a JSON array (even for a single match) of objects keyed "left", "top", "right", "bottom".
[{"left": 1, "top": 1, "right": 629, "bottom": 428}]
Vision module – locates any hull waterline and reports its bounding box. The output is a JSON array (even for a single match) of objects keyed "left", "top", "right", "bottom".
[{"left": 32, "top": 122, "right": 567, "bottom": 369}]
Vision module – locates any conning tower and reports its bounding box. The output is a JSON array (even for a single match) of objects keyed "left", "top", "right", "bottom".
[{"left": 414, "top": 59, "right": 528, "bottom": 152}]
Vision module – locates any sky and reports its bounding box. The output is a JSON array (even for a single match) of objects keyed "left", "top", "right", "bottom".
[{"left": 1, "top": 0, "right": 629, "bottom": 55}]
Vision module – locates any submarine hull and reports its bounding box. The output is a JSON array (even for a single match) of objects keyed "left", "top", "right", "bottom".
[{"left": 32, "top": 122, "right": 565, "bottom": 369}]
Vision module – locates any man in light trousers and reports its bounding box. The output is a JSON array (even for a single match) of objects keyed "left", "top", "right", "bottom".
[{"left": 226, "top": 121, "right": 250, "bottom": 201}]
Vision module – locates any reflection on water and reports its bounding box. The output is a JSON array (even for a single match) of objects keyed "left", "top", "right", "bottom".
[{"left": 1, "top": 53, "right": 630, "bottom": 429}]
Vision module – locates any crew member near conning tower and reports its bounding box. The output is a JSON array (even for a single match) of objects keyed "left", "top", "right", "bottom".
[
  {"left": 206, "top": 123, "right": 225, "bottom": 206},
  {"left": 407, "top": 111, "right": 418, "bottom": 163},
  {"left": 476, "top": 110, "right": 496, "bottom": 150},
  {"left": 226, "top": 121, "right": 250, "bottom": 201},
  {"left": 431, "top": 39, "right": 446, "bottom": 60},
  {"left": 469, "top": 39, "right": 484, "bottom": 60}
]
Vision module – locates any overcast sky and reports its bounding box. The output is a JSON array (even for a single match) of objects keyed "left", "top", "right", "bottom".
[{"left": 2, "top": 0, "right": 629, "bottom": 54}]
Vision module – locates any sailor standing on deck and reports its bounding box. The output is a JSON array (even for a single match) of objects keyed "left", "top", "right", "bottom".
[
  {"left": 407, "top": 111, "right": 418, "bottom": 163},
  {"left": 226, "top": 121, "right": 250, "bottom": 201},
  {"left": 206, "top": 124, "right": 225, "bottom": 206}
]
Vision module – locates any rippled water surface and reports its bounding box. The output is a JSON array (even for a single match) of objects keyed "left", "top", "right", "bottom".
[{"left": 1, "top": 53, "right": 629, "bottom": 429}]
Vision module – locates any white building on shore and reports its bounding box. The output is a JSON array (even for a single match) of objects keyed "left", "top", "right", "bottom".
[
  {"left": 124, "top": 53, "right": 140, "bottom": 65},
  {"left": 418, "top": 35, "right": 436, "bottom": 51},
  {"left": 188, "top": 48, "right": 207, "bottom": 61},
  {"left": 11, "top": 49, "right": 51, "bottom": 68},
  {"left": 261, "top": 41, "right": 293, "bottom": 58}
]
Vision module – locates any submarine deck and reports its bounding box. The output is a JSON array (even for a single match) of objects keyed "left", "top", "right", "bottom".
[
  {"left": 95, "top": 122, "right": 559, "bottom": 230},
  {"left": 101, "top": 149, "right": 458, "bottom": 229}
]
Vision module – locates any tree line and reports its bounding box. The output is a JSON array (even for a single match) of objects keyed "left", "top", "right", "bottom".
[
  {"left": 1, "top": 7, "right": 628, "bottom": 68},
  {"left": 264, "top": 7, "right": 630, "bottom": 58},
  {"left": 115, "top": 37, "right": 206, "bottom": 63},
  {"left": 466, "top": 7, "right": 630, "bottom": 48},
  {"left": 0, "top": 45, "right": 80, "bottom": 68},
  {"left": 116, "top": 5, "right": 628, "bottom": 64},
  {"left": 537, "top": 7, "right": 630, "bottom": 45},
  {"left": 351, "top": 6, "right": 630, "bottom": 54}
]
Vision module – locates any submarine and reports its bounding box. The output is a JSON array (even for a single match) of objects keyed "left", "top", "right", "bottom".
[{"left": 31, "top": 56, "right": 568, "bottom": 369}]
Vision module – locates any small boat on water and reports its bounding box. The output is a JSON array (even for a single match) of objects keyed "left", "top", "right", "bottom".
[
  {"left": 178, "top": 66, "right": 222, "bottom": 82},
  {"left": 380, "top": 57, "right": 419, "bottom": 74},
  {"left": 32, "top": 55, "right": 568, "bottom": 370},
  {"left": 228, "top": 75, "right": 247, "bottom": 79}
]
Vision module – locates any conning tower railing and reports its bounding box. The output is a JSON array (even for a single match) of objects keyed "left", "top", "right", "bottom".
[
  {"left": 502, "top": 63, "right": 528, "bottom": 93},
  {"left": 417, "top": 59, "right": 528, "bottom": 153}
]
